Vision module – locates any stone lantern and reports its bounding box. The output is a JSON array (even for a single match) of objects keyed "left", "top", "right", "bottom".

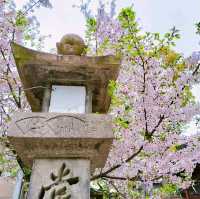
[{"left": 8, "top": 34, "right": 120, "bottom": 199}]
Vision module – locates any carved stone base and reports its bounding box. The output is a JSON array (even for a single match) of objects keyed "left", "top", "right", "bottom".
[{"left": 28, "top": 159, "right": 90, "bottom": 199}]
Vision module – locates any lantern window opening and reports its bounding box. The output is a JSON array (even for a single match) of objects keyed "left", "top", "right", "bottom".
[{"left": 48, "top": 85, "right": 86, "bottom": 113}]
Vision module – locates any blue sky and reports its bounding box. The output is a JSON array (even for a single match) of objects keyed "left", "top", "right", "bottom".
[{"left": 15, "top": 0, "right": 200, "bottom": 56}]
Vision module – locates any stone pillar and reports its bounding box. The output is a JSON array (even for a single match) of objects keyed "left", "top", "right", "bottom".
[
  {"left": 29, "top": 159, "right": 90, "bottom": 199},
  {"left": 0, "top": 177, "right": 15, "bottom": 199},
  {"left": 8, "top": 113, "right": 113, "bottom": 199}
]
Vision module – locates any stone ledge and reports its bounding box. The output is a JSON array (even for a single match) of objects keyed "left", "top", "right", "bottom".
[{"left": 8, "top": 112, "right": 114, "bottom": 171}]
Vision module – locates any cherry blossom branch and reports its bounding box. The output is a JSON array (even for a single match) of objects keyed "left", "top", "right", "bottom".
[
  {"left": 0, "top": 104, "right": 10, "bottom": 120},
  {"left": 150, "top": 115, "right": 165, "bottom": 135},
  {"left": 169, "top": 62, "right": 200, "bottom": 108},
  {"left": 6, "top": 79, "right": 21, "bottom": 108},
  {"left": 91, "top": 145, "right": 143, "bottom": 180},
  {"left": 22, "top": 0, "right": 42, "bottom": 15},
  {"left": 148, "top": 58, "right": 200, "bottom": 137},
  {"left": 142, "top": 64, "right": 149, "bottom": 136},
  {"left": 0, "top": 49, "right": 18, "bottom": 86},
  {"left": 185, "top": 189, "right": 190, "bottom": 199},
  {"left": 103, "top": 176, "right": 127, "bottom": 180},
  {"left": 0, "top": 48, "right": 22, "bottom": 109},
  {"left": 192, "top": 63, "right": 200, "bottom": 76},
  {"left": 102, "top": 175, "right": 140, "bottom": 181},
  {"left": 109, "top": 181, "right": 127, "bottom": 198}
]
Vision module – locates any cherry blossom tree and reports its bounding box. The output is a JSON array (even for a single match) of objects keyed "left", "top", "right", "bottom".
[
  {"left": 76, "top": 1, "right": 200, "bottom": 198},
  {"left": 0, "top": 0, "right": 52, "bottom": 134},
  {"left": 0, "top": 0, "right": 52, "bottom": 177},
  {"left": 1, "top": 0, "right": 200, "bottom": 198}
]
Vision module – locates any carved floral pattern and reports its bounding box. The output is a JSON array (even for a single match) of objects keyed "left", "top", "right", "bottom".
[{"left": 15, "top": 115, "right": 86, "bottom": 136}]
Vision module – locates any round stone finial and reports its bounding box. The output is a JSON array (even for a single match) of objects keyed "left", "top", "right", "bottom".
[{"left": 56, "top": 34, "right": 86, "bottom": 55}]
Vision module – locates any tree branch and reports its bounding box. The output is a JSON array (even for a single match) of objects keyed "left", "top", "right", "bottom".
[{"left": 91, "top": 145, "right": 143, "bottom": 180}]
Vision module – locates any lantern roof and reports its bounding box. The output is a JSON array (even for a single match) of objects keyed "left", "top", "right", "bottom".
[{"left": 11, "top": 42, "right": 120, "bottom": 113}]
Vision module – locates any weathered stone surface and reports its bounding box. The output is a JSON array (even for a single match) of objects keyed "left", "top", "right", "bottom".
[
  {"left": 11, "top": 42, "right": 121, "bottom": 113},
  {"left": 56, "top": 34, "right": 86, "bottom": 55},
  {"left": 28, "top": 159, "right": 90, "bottom": 199},
  {"left": 0, "top": 177, "right": 15, "bottom": 199},
  {"left": 8, "top": 112, "right": 113, "bottom": 171},
  {"left": 0, "top": 143, "right": 5, "bottom": 154}
]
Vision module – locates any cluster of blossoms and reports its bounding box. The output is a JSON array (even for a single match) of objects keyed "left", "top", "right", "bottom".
[
  {"left": 0, "top": 0, "right": 52, "bottom": 177},
  {"left": 186, "top": 51, "right": 200, "bottom": 67},
  {"left": 96, "top": 2, "right": 122, "bottom": 46},
  {"left": 0, "top": 0, "right": 22, "bottom": 135},
  {"left": 186, "top": 51, "right": 200, "bottom": 84},
  {"left": 102, "top": 57, "right": 200, "bottom": 193},
  {"left": 0, "top": 0, "right": 52, "bottom": 135},
  {"left": 79, "top": 0, "right": 200, "bottom": 197}
]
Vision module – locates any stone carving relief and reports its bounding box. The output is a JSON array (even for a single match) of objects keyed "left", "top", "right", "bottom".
[
  {"left": 47, "top": 115, "right": 85, "bottom": 135},
  {"left": 38, "top": 163, "right": 79, "bottom": 199},
  {"left": 16, "top": 116, "right": 47, "bottom": 135},
  {"left": 15, "top": 115, "right": 86, "bottom": 136}
]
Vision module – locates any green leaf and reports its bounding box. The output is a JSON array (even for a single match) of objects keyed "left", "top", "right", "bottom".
[
  {"left": 160, "top": 183, "right": 178, "bottom": 195},
  {"left": 115, "top": 117, "right": 129, "bottom": 129},
  {"left": 108, "top": 80, "right": 117, "bottom": 97},
  {"left": 16, "top": 11, "right": 28, "bottom": 27}
]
